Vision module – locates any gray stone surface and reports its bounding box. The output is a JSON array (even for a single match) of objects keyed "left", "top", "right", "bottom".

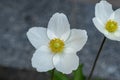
[{"left": 0, "top": 0, "right": 120, "bottom": 80}]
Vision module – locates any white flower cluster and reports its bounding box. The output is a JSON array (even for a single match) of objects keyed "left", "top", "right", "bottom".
[{"left": 27, "top": 0, "right": 120, "bottom": 74}]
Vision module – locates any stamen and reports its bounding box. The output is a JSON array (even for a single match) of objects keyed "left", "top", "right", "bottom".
[
  {"left": 49, "top": 38, "right": 65, "bottom": 53},
  {"left": 105, "top": 20, "right": 118, "bottom": 33}
]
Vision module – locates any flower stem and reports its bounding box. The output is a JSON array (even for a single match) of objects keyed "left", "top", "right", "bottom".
[
  {"left": 51, "top": 69, "right": 55, "bottom": 80},
  {"left": 87, "top": 37, "right": 106, "bottom": 80}
]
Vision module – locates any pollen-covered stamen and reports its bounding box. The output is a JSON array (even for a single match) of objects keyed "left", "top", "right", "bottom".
[
  {"left": 105, "top": 20, "right": 118, "bottom": 33},
  {"left": 49, "top": 38, "right": 65, "bottom": 53}
]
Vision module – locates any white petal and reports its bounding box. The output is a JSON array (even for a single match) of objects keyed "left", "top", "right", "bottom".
[
  {"left": 65, "top": 29, "right": 88, "bottom": 52},
  {"left": 109, "top": 8, "right": 120, "bottom": 25},
  {"left": 114, "top": 31, "right": 120, "bottom": 38},
  {"left": 27, "top": 27, "right": 49, "bottom": 49},
  {"left": 95, "top": 0, "right": 113, "bottom": 23},
  {"left": 105, "top": 29, "right": 120, "bottom": 41},
  {"left": 31, "top": 46, "right": 54, "bottom": 72},
  {"left": 53, "top": 48, "right": 79, "bottom": 74},
  {"left": 93, "top": 17, "right": 107, "bottom": 34},
  {"left": 47, "top": 13, "right": 70, "bottom": 41}
]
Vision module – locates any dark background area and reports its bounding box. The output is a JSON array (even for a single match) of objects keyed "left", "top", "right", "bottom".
[
  {"left": 0, "top": 0, "right": 120, "bottom": 80},
  {"left": 0, "top": 66, "right": 49, "bottom": 80}
]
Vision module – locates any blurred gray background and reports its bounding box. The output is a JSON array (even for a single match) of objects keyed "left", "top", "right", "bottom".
[{"left": 0, "top": 0, "right": 120, "bottom": 80}]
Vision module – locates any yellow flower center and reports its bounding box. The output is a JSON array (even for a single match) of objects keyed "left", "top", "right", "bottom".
[
  {"left": 49, "top": 38, "right": 65, "bottom": 53},
  {"left": 105, "top": 20, "right": 118, "bottom": 33}
]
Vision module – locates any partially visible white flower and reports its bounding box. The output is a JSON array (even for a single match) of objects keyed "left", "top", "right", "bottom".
[
  {"left": 93, "top": 0, "right": 120, "bottom": 41},
  {"left": 27, "top": 13, "right": 88, "bottom": 74}
]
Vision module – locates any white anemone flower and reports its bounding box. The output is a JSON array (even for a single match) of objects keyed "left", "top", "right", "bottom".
[
  {"left": 27, "top": 13, "right": 88, "bottom": 74},
  {"left": 93, "top": 0, "right": 120, "bottom": 41}
]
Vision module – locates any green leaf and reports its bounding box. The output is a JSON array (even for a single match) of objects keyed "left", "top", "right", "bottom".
[
  {"left": 49, "top": 69, "right": 69, "bottom": 80},
  {"left": 73, "top": 64, "right": 86, "bottom": 80}
]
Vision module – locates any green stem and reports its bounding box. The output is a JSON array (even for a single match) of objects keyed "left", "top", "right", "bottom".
[
  {"left": 87, "top": 37, "right": 106, "bottom": 80},
  {"left": 51, "top": 69, "right": 55, "bottom": 80}
]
